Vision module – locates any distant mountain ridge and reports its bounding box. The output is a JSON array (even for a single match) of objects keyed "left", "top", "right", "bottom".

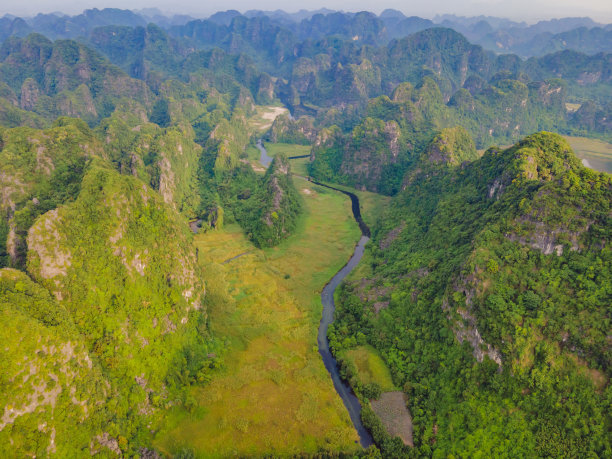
[
  {"left": 0, "top": 8, "right": 610, "bottom": 57},
  {"left": 0, "top": 6, "right": 609, "bottom": 458}
]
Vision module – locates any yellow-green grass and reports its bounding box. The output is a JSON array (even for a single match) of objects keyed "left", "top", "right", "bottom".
[
  {"left": 340, "top": 186, "right": 390, "bottom": 231},
  {"left": 308, "top": 181, "right": 391, "bottom": 231},
  {"left": 320, "top": 183, "right": 390, "bottom": 282},
  {"left": 244, "top": 142, "right": 390, "bottom": 227},
  {"left": 563, "top": 135, "right": 612, "bottom": 173},
  {"left": 245, "top": 144, "right": 259, "bottom": 161},
  {"left": 248, "top": 105, "right": 288, "bottom": 133},
  {"left": 342, "top": 345, "right": 396, "bottom": 392},
  {"left": 263, "top": 143, "right": 311, "bottom": 157},
  {"left": 565, "top": 102, "right": 581, "bottom": 112},
  {"left": 264, "top": 143, "right": 312, "bottom": 176},
  {"left": 245, "top": 142, "right": 311, "bottom": 176},
  {"left": 289, "top": 156, "right": 311, "bottom": 176},
  {"left": 155, "top": 178, "right": 362, "bottom": 457}
]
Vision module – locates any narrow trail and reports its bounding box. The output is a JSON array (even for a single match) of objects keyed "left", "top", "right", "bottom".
[{"left": 221, "top": 251, "right": 251, "bottom": 264}]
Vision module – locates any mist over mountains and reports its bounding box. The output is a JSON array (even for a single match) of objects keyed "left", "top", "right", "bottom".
[{"left": 1, "top": 7, "right": 610, "bottom": 57}]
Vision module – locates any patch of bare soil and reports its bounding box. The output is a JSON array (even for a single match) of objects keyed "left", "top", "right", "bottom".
[{"left": 370, "top": 391, "right": 413, "bottom": 446}]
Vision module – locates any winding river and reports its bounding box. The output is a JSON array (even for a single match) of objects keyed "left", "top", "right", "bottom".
[
  {"left": 256, "top": 139, "right": 273, "bottom": 167},
  {"left": 318, "top": 232, "right": 373, "bottom": 448},
  {"left": 257, "top": 140, "right": 373, "bottom": 448}
]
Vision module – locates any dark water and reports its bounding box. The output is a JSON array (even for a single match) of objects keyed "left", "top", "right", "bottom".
[
  {"left": 189, "top": 219, "right": 202, "bottom": 234},
  {"left": 317, "top": 197, "right": 373, "bottom": 447},
  {"left": 260, "top": 147, "right": 374, "bottom": 446},
  {"left": 310, "top": 181, "right": 370, "bottom": 238},
  {"left": 319, "top": 235, "right": 373, "bottom": 448},
  {"left": 256, "top": 139, "right": 273, "bottom": 168}
]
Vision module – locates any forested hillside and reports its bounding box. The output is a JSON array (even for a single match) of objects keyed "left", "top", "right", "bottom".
[
  {"left": 0, "top": 6, "right": 609, "bottom": 457},
  {"left": 330, "top": 132, "right": 611, "bottom": 456},
  {"left": 0, "top": 18, "right": 301, "bottom": 455}
]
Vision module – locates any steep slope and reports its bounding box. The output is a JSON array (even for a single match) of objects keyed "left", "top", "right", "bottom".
[
  {"left": 0, "top": 269, "right": 117, "bottom": 457},
  {"left": 0, "top": 118, "right": 104, "bottom": 268},
  {"left": 97, "top": 115, "right": 202, "bottom": 217},
  {"left": 268, "top": 113, "right": 316, "bottom": 144},
  {"left": 26, "top": 162, "right": 207, "bottom": 395},
  {"left": 308, "top": 70, "right": 577, "bottom": 195},
  {"left": 421, "top": 126, "right": 478, "bottom": 166},
  {"left": 330, "top": 132, "right": 611, "bottom": 457},
  {"left": 0, "top": 112, "right": 214, "bottom": 457},
  {"left": 25, "top": 8, "right": 146, "bottom": 40},
  {"left": 225, "top": 153, "right": 302, "bottom": 248},
  {"left": 88, "top": 23, "right": 185, "bottom": 80},
  {"left": 0, "top": 34, "right": 152, "bottom": 124},
  {"left": 254, "top": 154, "right": 301, "bottom": 246}
]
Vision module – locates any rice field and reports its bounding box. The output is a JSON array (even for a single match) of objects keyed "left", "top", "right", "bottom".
[
  {"left": 154, "top": 178, "right": 363, "bottom": 457},
  {"left": 563, "top": 135, "right": 612, "bottom": 174}
]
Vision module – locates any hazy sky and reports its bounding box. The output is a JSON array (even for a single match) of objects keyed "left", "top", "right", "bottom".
[{"left": 2, "top": 0, "right": 612, "bottom": 23}]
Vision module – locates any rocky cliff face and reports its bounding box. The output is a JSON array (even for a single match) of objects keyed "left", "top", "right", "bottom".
[
  {"left": 19, "top": 78, "right": 40, "bottom": 110},
  {"left": 255, "top": 154, "right": 301, "bottom": 247},
  {"left": 0, "top": 268, "right": 116, "bottom": 457},
  {"left": 339, "top": 118, "right": 402, "bottom": 191},
  {"left": 269, "top": 113, "right": 316, "bottom": 144},
  {"left": 0, "top": 34, "right": 153, "bottom": 124},
  {"left": 0, "top": 119, "right": 104, "bottom": 268},
  {"left": 310, "top": 117, "right": 407, "bottom": 193},
  {"left": 351, "top": 132, "right": 610, "bottom": 455},
  {"left": 99, "top": 116, "right": 202, "bottom": 217},
  {"left": 26, "top": 164, "right": 205, "bottom": 393},
  {"left": 423, "top": 126, "right": 478, "bottom": 166}
]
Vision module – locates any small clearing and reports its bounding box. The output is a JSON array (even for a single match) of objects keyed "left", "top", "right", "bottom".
[
  {"left": 249, "top": 106, "right": 289, "bottom": 132},
  {"left": 343, "top": 345, "right": 395, "bottom": 392},
  {"left": 370, "top": 391, "right": 413, "bottom": 447}
]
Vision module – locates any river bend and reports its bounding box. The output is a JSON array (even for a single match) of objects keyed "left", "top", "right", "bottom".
[{"left": 258, "top": 140, "right": 373, "bottom": 447}]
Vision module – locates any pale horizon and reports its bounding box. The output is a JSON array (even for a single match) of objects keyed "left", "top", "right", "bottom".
[{"left": 1, "top": 1, "right": 612, "bottom": 25}]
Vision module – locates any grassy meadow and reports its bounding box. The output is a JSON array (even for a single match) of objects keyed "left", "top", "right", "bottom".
[
  {"left": 266, "top": 143, "right": 311, "bottom": 176},
  {"left": 563, "top": 135, "right": 612, "bottom": 173},
  {"left": 319, "top": 182, "right": 392, "bottom": 230},
  {"left": 155, "top": 178, "right": 364, "bottom": 456},
  {"left": 341, "top": 345, "right": 397, "bottom": 392},
  {"left": 246, "top": 142, "right": 311, "bottom": 175}
]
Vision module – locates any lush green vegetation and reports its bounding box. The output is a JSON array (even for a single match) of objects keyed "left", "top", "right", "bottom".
[
  {"left": 0, "top": 117, "right": 217, "bottom": 454},
  {"left": 331, "top": 132, "right": 611, "bottom": 457},
  {"left": 0, "top": 268, "right": 117, "bottom": 457},
  {"left": 0, "top": 10, "right": 610, "bottom": 457},
  {"left": 308, "top": 75, "right": 584, "bottom": 194},
  {"left": 0, "top": 118, "right": 103, "bottom": 268},
  {"left": 155, "top": 178, "right": 362, "bottom": 456},
  {"left": 339, "top": 345, "right": 397, "bottom": 396},
  {"left": 0, "top": 34, "right": 152, "bottom": 125}
]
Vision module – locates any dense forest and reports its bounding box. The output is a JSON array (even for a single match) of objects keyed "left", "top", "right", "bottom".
[
  {"left": 0, "top": 6, "right": 610, "bottom": 458},
  {"left": 330, "top": 132, "right": 611, "bottom": 456}
]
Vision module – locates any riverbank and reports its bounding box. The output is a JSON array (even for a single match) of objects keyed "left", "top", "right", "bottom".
[
  {"left": 319, "top": 233, "right": 373, "bottom": 447},
  {"left": 154, "top": 178, "right": 362, "bottom": 456}
]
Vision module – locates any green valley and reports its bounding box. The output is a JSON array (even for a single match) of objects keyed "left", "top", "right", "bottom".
[
  {"left": 0, "top": 6, "right": 609, "bottom": 458},
  {"left": 156, "top": 178, "right": 362, "bottom": 456},
  {"left": 564, "top": 135, "right": 612, "bottom": 173}
]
